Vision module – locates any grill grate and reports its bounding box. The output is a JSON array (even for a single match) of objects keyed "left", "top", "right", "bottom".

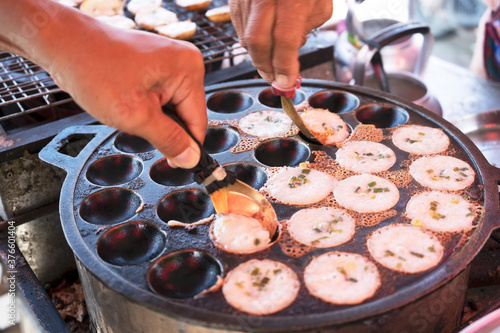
[{"left": 0, "top": 0, "right": 247, "bottom": 129}]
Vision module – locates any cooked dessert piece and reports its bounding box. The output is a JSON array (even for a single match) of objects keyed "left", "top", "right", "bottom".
[
  {"left": 126, "top": 0, "right": 162, "bottom": 15},
  {"left": 287, "top": 207, "right": 355, "bottom": 248},
  {"left": 57, "top": 0, "right": 82, "bottom": 7},
  {"left": 96, "top": 15, "right": 137, "bottom": 29},
  {"left": 406, "top": 191, "right": 475, "bottom": 232},
  {"left": 264, "top": 167, "right": 336, "bottom": 205},
  {"left": 222, "top": 259, "right": 300, "bottom": 315},
  {"left": 392, "top": 125, "right": 450, "bottom": 155},
  {"left": 333, "top": 174, "right": 399, "bottom": 213},
  {"left": 409, "top": 155, "right": 475, "bottom": 191},
  {"left": 367, "top": 224, "right": 444, "bottom": 273},
  {"left": 155, "top": 21, "right": 197, "bottom": 40},
  {"left": 211, "top": 213, "right": 271, "bottom": 254},
  {"left": 239, "top": 110, "right": 294, "bottom": 138},
  {"left": 175, "top": 0, "right": 212, "bottom": 11},
  {"left": 80, "top": 0, "right": 124, "bottom": 16},
  {"left": 135, "top": 7, "right": 178, "bottom": 30},
  {"left": 205, "top": 5, "right": 231, "bottom": 23},
  {"left": 304, "top": 252, "right": 380, "bottom": 305},
  {"left": 336, "top": 141, "right": 396, "bottom": 173},
  {"left": 300, "top": 108, "right": 349, "bottom": 145}
]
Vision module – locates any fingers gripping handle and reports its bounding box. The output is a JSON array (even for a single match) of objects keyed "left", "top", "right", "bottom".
[
  {"left": 38, "top": 125, "right": 115, "bottom": 172},
  {"left": 162, "top": 105, "right": 236, "bottom": 194}
]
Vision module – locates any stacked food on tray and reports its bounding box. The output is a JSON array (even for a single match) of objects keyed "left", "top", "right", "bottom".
[{"left": 56, "top": 0, "right": 231, "bottom": 39}]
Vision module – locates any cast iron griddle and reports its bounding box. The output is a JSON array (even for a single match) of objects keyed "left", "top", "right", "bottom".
[{"left": 39, "top": 79, "right": 500, "bottom": 332}]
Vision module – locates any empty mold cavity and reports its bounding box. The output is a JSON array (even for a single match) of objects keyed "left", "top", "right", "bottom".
[
  {"left": 86, "top": 155, "right": 143, "bottom": 186},
  {"left": 254, "top": 138, "right": 310, "bottom": 167},
  {"left": 355, "top": 104, "right": 409, "bottom": 128},
  {"left": 258, "top": 87, "right": 306, "bottom": 108},
  {"left": 148, "top": 250, "right": 222, "bottom": 299},
  {"left": 79, "top": 188, "right": 141, "bottom": 225},
  {"left": 157, "top": 189, "right": 214, "bottom": 224},
  {"left": 206, "top": 91, "right": 253, "bottom": 114},
  {"left": 308, "top": 90, "right": 360, "bottom": 114},
  {"left": 223, "top": 163, "right": 268, "bottom": 189},
  {"left": 150, "top": 158, "right": 194, "bottom": 186},
  {"left": 203, "top": 126, "right": 239, "bottom": 154},
  {"left": 96, "top": 222, "right": 165, "bottom": 266},
  {"left": 114, "top": 132, "right": 155, "bottom": 153}
]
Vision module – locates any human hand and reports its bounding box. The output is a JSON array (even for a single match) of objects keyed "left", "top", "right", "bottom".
[
  {"left": 229, "top": 0, "right": 332, "bottom": 89},
  {"left": 42, "top": 12, "right": 206, "bottom": 168}
]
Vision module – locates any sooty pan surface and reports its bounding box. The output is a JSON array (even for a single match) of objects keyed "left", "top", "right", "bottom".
[{"left": 39, "top": 79, "right": 500, "bottom": 331}]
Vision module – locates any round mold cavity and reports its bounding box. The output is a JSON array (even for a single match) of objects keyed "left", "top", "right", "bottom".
[
  {"left": 148, "top": 250, "right": 222, "bottom": 299},
  {"left": 157, "top": 189, "right": 214, "bottom": 224},
  {"left": 254, "top": 138, "right": 310, "bottom": 167},
  {"left": 206, "top": 91, "right": 253, "bottom": 114},
  {"left": 150, "top": 158, "right": 194, "bottom": 186},
  {"left": 96, "top": 222, "right": 165, "bottom": 266},
  {"left": 355, "top": 103, "right": 409, "bottom": 128},
  {"left": 114, "top": 132, "right": 155, "bottom": 153},
  {"left": 308, "top": 90, "right": 360, "bottom": 114},
  {"left": 86, "top": 155, "right": 143, "bottom": 186},
  {"left": 257, "top": 87, "right": 306, "bottom": 108},
  {"left": 203, "top": 125, "right": 239, "bottom": 154},
  {"left": 223, "top": 163, "right": 268, "bottom": 189},
  {"left": 79, "top": 188, "right": 141, "bottom": 225}
]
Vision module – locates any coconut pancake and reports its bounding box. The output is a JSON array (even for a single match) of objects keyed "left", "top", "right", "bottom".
[
  {"left": 206, "top": 5, "right": 231, "bottom": 23},
  {"left": 304, "top": 252, "right": 380, "bottom": 305},
  {"left": 300, "top": 108, "right": 349, "bottom": 145},
  {"left": 333, "top": 174, "right": 399, "bottom": 213},
  {"left": 222, "top": 259, "right": 300, "bottom": 315},
  {"left": 287, "top": 207, "right": 355, "bottom": 248},
  {"left": 367, "top": 224, "right": 444, "bottom": 273},
  {"left": 239, "top": 110, "right": 294, "bottom": 138},
  {"left": 336, "top": 141, "right": 396, "bottom": 173},
  {"left": 126, "top": 0, "right": 162, "bottom": 15},
  {"left": 80, "top": 0, "right": 124, "bottom": 16},
  {"left": 211, "top": 214, "right": 271, "bottom": 254},
  {"left": 134, "top": 8, "right": 178, "bottom": 30},
  {"left": 97, "top": 15, "right": 137, "bottom": 30},
  {"left": 264, "top": 167, "right": 336, "bottom": 205},
  {"left": 409, "top": 155, "right": 475, "bottom": 191},
  {"left": 155, "top": 21, "right": 197, "bottom": 40},
  {"left": 175, "top": 0, "right": 212, "bottom": 11},
  {"left": 392, "top": 125, "right": 450, "bottom": 155},
  {"left": 406, "top": 191, "right": 475, "bottom": 232}
]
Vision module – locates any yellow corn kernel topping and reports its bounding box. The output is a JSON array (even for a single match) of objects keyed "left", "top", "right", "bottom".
[
  {"left": 450, "top": 198, "right": 459, "bottom": 204},
  {"left": 411, "top": 218, "right": 422, "bottom": 227}
]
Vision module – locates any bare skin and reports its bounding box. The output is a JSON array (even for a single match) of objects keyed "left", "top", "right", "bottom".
[
  {"left": 0, "top": 0, "right": 206, "bottom": 168},
  {"left": 229, "top": 0, "right": 333, "bottom": 89}
]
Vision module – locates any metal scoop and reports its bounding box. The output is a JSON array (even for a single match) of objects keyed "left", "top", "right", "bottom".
[
  {"left": 163, "top": 105, "right": 278, "bottom": 236},
  {"left": 271, "top": 77, "right": 322, "bottom": 145}
]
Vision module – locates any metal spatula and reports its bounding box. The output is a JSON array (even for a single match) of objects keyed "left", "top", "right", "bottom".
[
  {"left": 271, "top": 76, "right": 322, "bottom": 145},
  {"left": 163, "top": 105, "right": 278, "bottom": 236}
]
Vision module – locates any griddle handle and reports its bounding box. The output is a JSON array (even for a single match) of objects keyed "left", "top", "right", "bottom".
[{"left": 38, "top": 125, "right": 115, "bottom": 172}]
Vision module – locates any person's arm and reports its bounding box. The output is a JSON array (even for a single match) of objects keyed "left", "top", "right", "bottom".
[
  {"left": 229, "top": 0, "right": 333, "bottom": 89},
  {"left": 0, "top": 0, "right": 206, "bottom": 168}
]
